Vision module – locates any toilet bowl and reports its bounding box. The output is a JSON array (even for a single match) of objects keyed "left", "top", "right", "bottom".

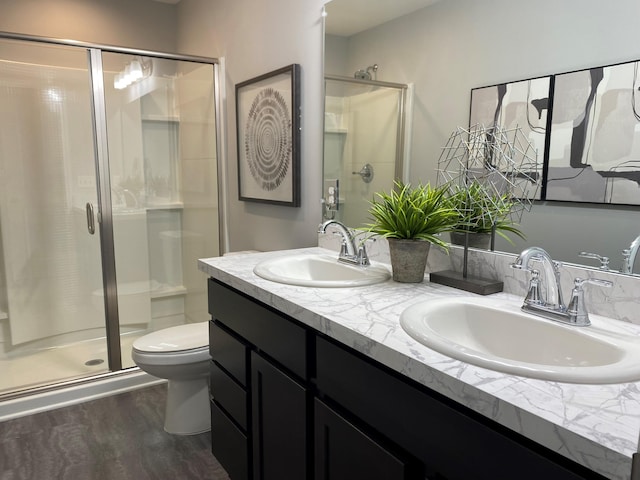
[{"left": 132, "top": 322, "right": 211, "bottom": 435}]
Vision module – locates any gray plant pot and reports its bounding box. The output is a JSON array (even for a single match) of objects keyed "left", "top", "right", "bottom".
[
  {"left": 387, "top": 238, "right": 431, "bottom": 283},
  {"left": 450, "top": 231, "right": 492, "bottom": 250}
]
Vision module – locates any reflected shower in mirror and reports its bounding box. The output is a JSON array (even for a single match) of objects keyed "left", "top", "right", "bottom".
[
  {"left": 323, "top": 0, "right": 640, "bottom": 274},
  {"left": 322, "top": 75, "right": 408, "bottom": 225}
]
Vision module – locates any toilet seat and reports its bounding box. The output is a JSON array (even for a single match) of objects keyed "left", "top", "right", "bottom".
[
  {"left": 132, "top": 345, "right": 210, "bottom": 366},
  {"left": 133, "top": 322, "right": 208, "bottom": 353},
  {"left": 132, "top": 322, "right": 210, "bottom": 367}
]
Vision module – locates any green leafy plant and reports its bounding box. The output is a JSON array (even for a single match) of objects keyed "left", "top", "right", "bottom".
[
  {"left": 445, "top": 180, "right": 525, "bottom": 244},
  {"left": 364, "top": 181, "right": 458, "bottom": 250}
]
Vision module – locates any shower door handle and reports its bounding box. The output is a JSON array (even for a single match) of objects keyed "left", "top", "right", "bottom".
[{"left": 86, "top": 202, "right": 95, "bottom": 235}]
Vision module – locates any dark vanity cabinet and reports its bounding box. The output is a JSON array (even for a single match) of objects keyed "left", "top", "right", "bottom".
[
  {"left": 207, "top": 278, "right": 607, "bottom": 480},
  {"left": 208, "top": 279, "right": 308, "bottom": 480}
]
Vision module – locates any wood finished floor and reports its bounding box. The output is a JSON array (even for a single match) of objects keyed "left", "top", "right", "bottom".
[{"left": 0, "top": 384, "right": 230, "bottom": 480}]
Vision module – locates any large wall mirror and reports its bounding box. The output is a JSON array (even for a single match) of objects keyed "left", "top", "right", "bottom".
[{"left": 323, "top": 0, "right": 640, "bottom": 275}]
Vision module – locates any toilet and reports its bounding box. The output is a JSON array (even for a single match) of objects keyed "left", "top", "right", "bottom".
[{"left": 132, "top": 322, "right": 211, "bottom": 435}]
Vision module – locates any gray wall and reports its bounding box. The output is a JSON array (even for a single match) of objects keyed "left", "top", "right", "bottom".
[
  {"left": 327, "top": 0, "right": 640, "bottom": 268},
  {"left": 0, "top": 0, "right": 177, "bottom": 52},
  {"left": 177, "top": 0, "right": 326, "bottom": 253}
]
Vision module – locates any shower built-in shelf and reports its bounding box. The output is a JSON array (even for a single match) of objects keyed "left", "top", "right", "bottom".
[
  {"left": 150, "top": 284, "right": 187, "bottom": 299},
  {"left": 141, "top": 115, "right": 180, "bottom": 123},
  {"left": 325, "top": 128, "right": 348, "bottom": 134},
  {"left": 0, "top": 311, "right": 7, "bottom": 321},
  {"left": 146, "top": 203, "right": 184, "bottom": 211}
]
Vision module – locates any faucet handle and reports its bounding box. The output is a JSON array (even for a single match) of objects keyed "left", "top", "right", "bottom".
[
  {"left": 523, "top": 269, "right": 543, "bottom": 306},
  {"left": 338, "top": 239, "right": 349, "bottom": 257},
  {"left": 356, "top": 244, "right": 370, "bottom": 266},
  {"left": 579, "top": 251, "right": 610, "bottom": 270},
  {"left": 573, "top": 277, "right": 613, "bottom": 289},
  {"left": 566, "top": 277, "right": 613, "bottom": 326}
]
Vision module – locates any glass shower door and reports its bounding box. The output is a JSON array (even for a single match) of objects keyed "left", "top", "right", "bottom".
[
  {"left": 101, "top": 53, "right": 220, "bottom": 368},
  {"left": 0, "top": 39, "right": 109, "bottom": 393}
]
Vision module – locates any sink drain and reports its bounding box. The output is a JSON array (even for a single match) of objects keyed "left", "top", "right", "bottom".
[{"left": 85, "top": 358, "right": 104, "bottom": 366}]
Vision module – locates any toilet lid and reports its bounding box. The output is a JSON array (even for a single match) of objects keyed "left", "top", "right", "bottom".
[{"left": 132, "top": 322, "right": 208, "bottom": 353}]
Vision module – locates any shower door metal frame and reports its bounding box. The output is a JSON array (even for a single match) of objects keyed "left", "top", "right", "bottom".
[{"left": 0, "top": 31, "right": 225, "bottom": 389}]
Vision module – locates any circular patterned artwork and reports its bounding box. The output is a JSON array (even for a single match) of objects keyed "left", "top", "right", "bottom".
[{"left": 244, "top": 87, "right": 292, "bottom": 191}]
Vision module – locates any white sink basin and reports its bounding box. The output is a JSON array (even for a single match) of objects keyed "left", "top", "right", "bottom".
[
  {"left": 400, "top": 297, "right": 640, "bottom": 384},
  {"left": 253, "top": 253, "right": 391, "bottom": 287}
]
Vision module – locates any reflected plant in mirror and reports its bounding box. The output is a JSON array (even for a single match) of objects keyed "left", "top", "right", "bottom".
[
  {"left": 444, "top": 180, "right": 526, "bottom": 248},
  {"left": 436, "top": 124, "right": 540, "bottom": 252}
]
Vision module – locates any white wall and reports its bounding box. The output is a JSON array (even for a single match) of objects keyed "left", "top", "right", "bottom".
[
  {"left": 328, "top": 0, "right": 640, "bottom": 267},
  {"left": 177, "top": 0, "right": 326, "bottom": 253}
]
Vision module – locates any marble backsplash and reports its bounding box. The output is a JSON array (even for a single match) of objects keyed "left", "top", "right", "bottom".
[{"left": 318, "top": 232, "right": 640, "bottom": 326}]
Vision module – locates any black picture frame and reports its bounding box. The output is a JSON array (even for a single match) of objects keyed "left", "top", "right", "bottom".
[{"left": 236, "top": 64, "right": 301, "bottom": 206}]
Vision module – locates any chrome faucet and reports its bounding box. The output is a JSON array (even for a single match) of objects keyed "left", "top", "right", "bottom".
[
  {"left": 622, "top": 234, "right": 640, "bottom": 274},
  {"left": 318, "top": 220, "right": 370, "bottom": 266},
  {"left": 511, "top": 246, "right": 564, "bottom": 308},
  {"left": 510, "top": 246, "right": 612, "bottom": 326}
]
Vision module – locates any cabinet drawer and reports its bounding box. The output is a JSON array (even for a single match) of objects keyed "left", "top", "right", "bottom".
[
  {"left": 315, "top": 336, "right": 593, "bottom": 480},
  {"left": 208, "top": 279, "right": 307, "bottom": 380},
  {"left": 210, "top": 360, "right": 247, "bottom": 430},
  {"left": 210, "top": 400, "right": 249, "bottom": 480},
  {"left": 209, "top": 320, "right": 248, "bottom": 386}
]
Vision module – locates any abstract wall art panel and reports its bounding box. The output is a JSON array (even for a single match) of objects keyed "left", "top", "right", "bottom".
[
  {"left": 546, "top": 61, "right": 640, "bottom": 205},
  {"left": 469, "top": 77, "right": 550, "bottom": 200}
]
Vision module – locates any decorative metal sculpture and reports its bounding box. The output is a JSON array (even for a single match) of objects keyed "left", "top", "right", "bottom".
[
  {"left": 437, "top": 123, "right": 540, "bottom": 228},
  {"left": 431, "top": 124, "right": 541, "bottom": 294}
]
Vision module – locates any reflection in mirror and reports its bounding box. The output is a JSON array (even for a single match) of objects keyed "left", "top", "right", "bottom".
[
  {"left": 322, "top": 75, "right": 408, "bottom": 224},
  {"left": 323, "top": 0, "right": 640, "bottom": 274}
]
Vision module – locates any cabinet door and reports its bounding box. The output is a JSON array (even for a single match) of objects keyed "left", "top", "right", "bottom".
[
  {"left": 251, "top": 352, "right": 308, "bottom": 480},
  {"left": 314, "top": 399, "right": 410, "bottom": 480}
]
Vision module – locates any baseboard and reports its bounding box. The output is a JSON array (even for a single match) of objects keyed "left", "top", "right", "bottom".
[{"left": 0, "top": 369, "right": 166, "bottom": 422}]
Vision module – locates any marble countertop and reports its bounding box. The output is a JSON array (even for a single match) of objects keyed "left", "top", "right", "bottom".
[{"left": 199, "top": 247, "right": 640, "bottom": 480}]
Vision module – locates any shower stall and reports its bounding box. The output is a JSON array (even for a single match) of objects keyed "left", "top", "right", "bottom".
[
  {"left": 0, "top": 33, "right": 222, "bottom": 397},
  {"left": 323, "top": 75, "right": 409, "bottom": 226}
]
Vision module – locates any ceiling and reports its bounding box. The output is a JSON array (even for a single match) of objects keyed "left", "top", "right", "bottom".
[{"left": 324, "top": 0, "right": 441, "bottom": 37}]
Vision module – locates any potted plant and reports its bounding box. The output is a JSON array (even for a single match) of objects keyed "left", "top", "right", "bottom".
[
  {"left": 445, "top": 180, "right": 525, "bottom": 249},
  {"left": 364, "top": 181, "right": 457, "bottom": 283}
]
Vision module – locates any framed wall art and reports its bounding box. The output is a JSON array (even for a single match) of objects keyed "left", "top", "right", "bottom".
[
  {"left": 469, "top": 76, "right": 551, "bottom": 200},
  {"left": 236, "top": 64, "right": 301, "bottom": 206},
  {"left": 546, "top": 61, "right": 640, "bottom": 205}
]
